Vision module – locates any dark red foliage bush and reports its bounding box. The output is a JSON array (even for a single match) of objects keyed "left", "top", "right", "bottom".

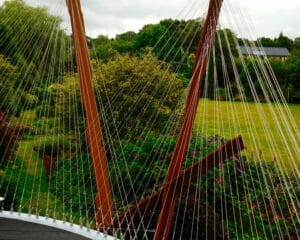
[
  {"left": 42, "top": 155, "right": 58, "bottom": 180},
  {"left": 0, "top": 110, "right": 22, "bottom": 163}
]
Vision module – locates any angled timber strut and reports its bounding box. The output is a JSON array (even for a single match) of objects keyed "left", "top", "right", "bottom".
[{"left": 66, "top": 0, "right": 113, "bottom": 228}]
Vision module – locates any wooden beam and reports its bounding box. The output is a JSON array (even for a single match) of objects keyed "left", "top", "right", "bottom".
[
  {"left": 106, "top": 136, "right": 244, "bottom": 232},
  {"left": 66, "top": 0, "right": 113, "bottom": 228}
]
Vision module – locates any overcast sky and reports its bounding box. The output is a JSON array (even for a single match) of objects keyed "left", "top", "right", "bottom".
[{"left": 1, "top": 0, "right": 299, "bottom": 40}]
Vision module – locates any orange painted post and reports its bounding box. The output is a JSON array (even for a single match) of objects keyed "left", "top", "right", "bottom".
[
  {"left": 154, "top": 0, "right": 223, "bottom": 239},
  {"left": 66, "top": 0, "right": 113, "bottom": 228}
]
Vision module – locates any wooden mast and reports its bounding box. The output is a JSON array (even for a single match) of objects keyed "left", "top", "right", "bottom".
[
  {"left": 154, "top": 0, "right": 223, "bottom": 239},
  {"left": 66, "top": 0, "right": 113, "bottom": 228}
]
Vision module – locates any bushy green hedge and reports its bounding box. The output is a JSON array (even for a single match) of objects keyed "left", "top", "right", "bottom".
[
  {"left": 33, "top": 135, "right": 72, "bottom": 157},
  {"left": 49, "top": 153, "right": 96, "bottom": 216}
]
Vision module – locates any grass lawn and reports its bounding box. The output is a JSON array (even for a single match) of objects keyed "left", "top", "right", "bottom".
[
  {"left": 195, "top": 99, "right": 300, "bottom": 171},
  {"left": 15, "top": 139, "right": 64, "bottom": 217},
  {"left": 8, "top": 137, "right": 89, "bottom": 225}
]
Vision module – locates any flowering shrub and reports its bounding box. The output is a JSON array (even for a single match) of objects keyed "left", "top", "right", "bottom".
[{"left": 199, "top": 157, "right": 300, "bottom": 239}]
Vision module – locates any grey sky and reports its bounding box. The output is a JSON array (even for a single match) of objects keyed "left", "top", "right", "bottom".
[{"left": 1, "top": 0, "right": 299, "bottom": 40}]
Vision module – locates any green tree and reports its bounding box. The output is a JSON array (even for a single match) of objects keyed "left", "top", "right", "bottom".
[
  {"left": 0, "top": 54, "right": 37, "bottom": 115},
  {"left": 94, "top": 53, "right": 183, "bottom": 138},
  {"left": 294, "top": 37, "right": 300, "bottom": 49},
  {"left": 134, "top": 23, "right": 167, "bottom": 51},
  {"left": 268, "top": 58, "right": 290, "bottom": 101},
  {"left": 275, "top": 33, "right": 293, "bottom": 50},
  {"left": 206, "top": 29, "right": 239, "bottom": 99},
  {"left": 0, "top": 0, "right": 67, "bottom": 90},
  {"left": 54, "top": 53, "right": 183, "bottom": 140},
  {"left": 0, "top": 55, "right": 18, "bottom": 112},
  {"left": 92, "top": 34, "right": 135, "bottom": 60},
  {"left": 116, "top": 31, "right": 137, "bottom": 42},
  {"left": 0, "top": 19, "right": 20, "bottom": 62},
  {"left": 291, "top": 37, "right": 300, "bottom": 56},
  {"left": 286, "top": 56, "right": 300, "bottom": 102},
  {"left": 258, "top": 37, "right": 276, "bottom": 47}
]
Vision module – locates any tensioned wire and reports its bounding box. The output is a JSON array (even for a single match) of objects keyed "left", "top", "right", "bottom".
[
  {"left": 225, "top": 0, "right": 300, "bottom": 171},
  {"left": 0, "top": 0, "right": 67, "bottom": 216},
  {"left": 0, "top": 1, "right": 276, "bottom": 238},
  {"left": 196, "top": 29, "right": 268, "bottom": 239},
  {"left": 0, "top": 6, "right": 59, "bottom": 115},
  {"left": 218, "top": 2, "right": 298, "bottom": 238},
  {"left": 62, "top": 1, "right": 100, "bottom": 227},
  {"left": 11, "top": 0, "right": 68, "bottom": 219},
  {"left": 0, "top": 0, "right": 97, "bottom": 226},
  {"left": 240, "top": 45, "right": 300, "bottom": 238},
  {"left": 217, "top": 0, "right": 298, "bottom": 238},
  {"left": 0, "top": 0, "right": 91, "bottom": 229},
  {"left": 29, "top": 14, "right": 65, "bottom": 219},
  {"left": 169, "top": 11, "right": 211, "bottom": 238},
  {"left": 226, "top": 0, "right": 294, "bottom": 191},
  {"left": 88, "top": 0, "right": 219, "bottom": 235},
  {"left": 46, "top": 2, "right": 102, "bottom": 226},
  {"left": 67, "top": 0, "right": 256, "bottom": 237},
  {"left": 89, "top": 0, "right": 205, "bottom": 221},
  {"left": 215, "top": 30, "right": 245, "bottom": 238},
  {"left": 0, "top": 8, "right": 63, "bottom": 126},
  {"left": 98, "top": 6, "right": 204, "bottom": 206},
  {"left": 227, "top": 0, "right": 298, "bottom": 208},
  {"left": 219, "top": 29, "right": 269, "bottom": 238},
  {"left": 171, "top": 53, "right": 211, "bottom": 240},
  {"left": 92, "top": 0, "right": 205, "bottom": 143},
  {"left": 65, "top": 0, "right": 207, "bottom": 234},
  {"left": 170, "top": 0, "right": 298, "bottom": 236},
  {"left": 220, "top": 29, "right": 284, "bottom": 238},
  {"left": 92, "top": 2, "right": 209, "bottom": 235},
  {"left": 96, "top": 0, "right": 203, "bottom": 113}
]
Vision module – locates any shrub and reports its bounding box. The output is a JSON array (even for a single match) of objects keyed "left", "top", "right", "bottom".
[
  {"left": 109, "top": 132, "right": 224, "bottom": 206},
  {"left": 35, "top": 104, "right": 56, "bottom": 118},
  {"left": 49, "top": 153, "right": 96, "bottom": 215},
  {"left": 0, "top": 111, "right": 20, "bottom": 163},
  {"left": 33, "top": 135, "right": 71, "bottom": 158},
  {"left": 199, "top": 157, "right": 300, "bottom": 239},
  {"left": 49, "top": 132, "right": 225, "bottom": 221}
]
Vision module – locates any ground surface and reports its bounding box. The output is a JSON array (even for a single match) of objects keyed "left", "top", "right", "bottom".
[
  {"left": 0, "top": 218, "right": 90, "bottom": 240},
  {"left": 195, "top": 100, "right": 300, "bottom": 170}
]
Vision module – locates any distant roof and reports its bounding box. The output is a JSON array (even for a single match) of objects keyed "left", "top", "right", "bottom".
[{"left": 239, "top": 46, "right": 290, "bottom": 57}]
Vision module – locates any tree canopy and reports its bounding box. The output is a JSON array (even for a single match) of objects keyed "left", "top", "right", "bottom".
[{"left": 53, "top": 52, "right": 183, "bottom": 140}]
